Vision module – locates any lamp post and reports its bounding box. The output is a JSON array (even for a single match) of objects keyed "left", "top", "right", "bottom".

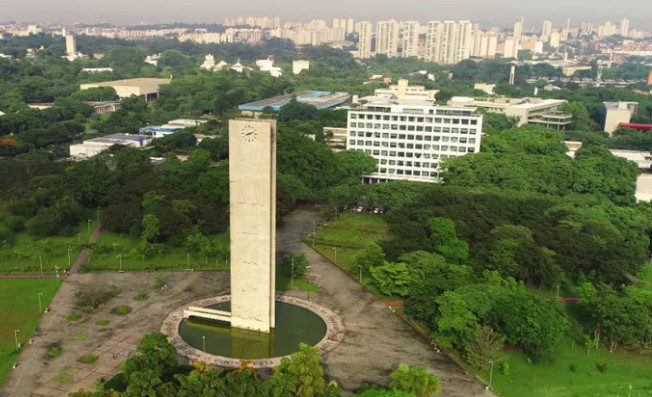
[
  {"left": 290, "top": 259, "right": 295, "bottom": 290},
  {"left": 87, "top": 219, "right": 92, "bottom": 237},
  {"left": 312, "top": 221, "right": 316, "bottom": 248},
  {"left": 358, "top": 265, "right": 363, "bottom": 284},
  {"left": 202, "top": 335, "right": 206, "bottom": 352},
  {"left": 119, "top": 255, "right": 123, "bottom": 273},
  {"left": 14, "top": 329, "right": 20, "bottom": 350},
  {"left": 39, "top": 256, "right": 43, "bottom": 275},
  {"left": 55, "top": 265, "right": 60, "bottom": 286},
  {"left": 67, "top": 245, "right": 71, "bottom": 269},
  {"left": 488, "top": 360, "right": 494, "bottom": 390},
  {"left": 37, "top": 292, "right": 43, "bottom": 313},
  {"left": 332, "top": 247, "right": 337, "bottom": 262}
]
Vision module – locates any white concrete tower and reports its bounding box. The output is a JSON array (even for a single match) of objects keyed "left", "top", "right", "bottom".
[{"left": 228, "top": 119, "right": 277, "bottom": 333}]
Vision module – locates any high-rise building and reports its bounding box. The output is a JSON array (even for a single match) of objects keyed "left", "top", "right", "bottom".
[
  {"left": 333, "top": 19, "right": 341, "bottom": 29},
  {"left": 513, "top": 19, "right": 524, "bottom": 40},
  {"left": 549, "top": 30, "right": 561, "bottom": 48},
  {"left": 346, "top": 99, "right": 483, "bottom": 183},
  {"left": 580, "top": 23, "right": 594, "bottom": 36},
  {"left": 347, "top": 19, "right": 355, "bottom": 35},
  {"left": 471, "top": 30, "right": 498, "bottom": 59},
  {"left": 376, "top": 20, "right": 400, "bottom": 57},
  {"left": 542, "top": 20, "right": 553, "bottom": 38},
  {"left": 503, "top": 37, "right": 519, "bottom": 59},
  {"left": 357, "top": 21, "right": 373, "bottom": 59},
  {"left": 65, "top": 34, "right": 77, "bottom": 56},
  {"left": 425, "top": 20, "right": 473, "bottom": 64},
  {"left": 400, "top": 21, "right": 420, "bottom": 57},
  {"left": 620, "top": 18, "right": 630, "bottom": 37}
]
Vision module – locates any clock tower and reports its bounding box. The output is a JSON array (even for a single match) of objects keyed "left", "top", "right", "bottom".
[{"left": 228, "top": 119, "right": 277, "bottom": 333}]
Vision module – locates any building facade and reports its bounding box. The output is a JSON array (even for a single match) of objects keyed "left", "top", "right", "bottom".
[
  {"left": 376, "top": 20, "right": 400, "bottom": 57},
  {"left": 425, "top": 20, "right": 473, "bottom": 64},
  {"left": 347, "top": 101, "right": 482, "bottom": 183},
  {"left": 357, "top": 21, "right": 373, "bottom": 59}
]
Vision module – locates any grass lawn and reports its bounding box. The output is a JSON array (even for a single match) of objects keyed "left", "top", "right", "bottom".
[
  {"left": 309, "top": 212, "right": 394, "bottom": 298},
  {"left": 480, "top": 335, "right": 652, "bottom": 397},
  {"left": 0, "top": 219, "right": 99, "bottom": 274},
  {"left": 81, "top": 231, "right": 230, "bottom": 272},
  {"left": 0, "top": 279, "right": 60, "bottom": 388}
]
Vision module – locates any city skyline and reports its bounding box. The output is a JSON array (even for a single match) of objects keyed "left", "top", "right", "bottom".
[{"left": 1, "top": 0, "right": 651, "bottom": 31}]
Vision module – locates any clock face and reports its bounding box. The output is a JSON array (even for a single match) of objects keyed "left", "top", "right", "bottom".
[{"left": 241, "top": 125, "right": 258, "bottom": 142}]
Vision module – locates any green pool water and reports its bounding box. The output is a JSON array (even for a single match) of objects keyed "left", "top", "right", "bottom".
[{"left": 178, "top": 301, "right": 326, "bottom": 359}]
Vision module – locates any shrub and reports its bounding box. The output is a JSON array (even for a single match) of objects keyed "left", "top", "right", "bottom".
[
  {"left": 134, "top": 292, "right": 150, "bottom": 301},
  {"left": 569, "top": 363, "right": 577, "bottom": 373},
  {"left": 113, "top": 305, "right": 132, "bottom": 315},
  {"left": 499, "top": 362, "right": 510, "bottom": 376},
  {"left": 47, "top": 343, "right": 63, "bottom": 358},
  {"left": 67, "top": 313, "right": 82, "bottom": 322},
  {"left": 74, "top": 333, "right": 87, "bottom": 341},
  {"left": 596, "top": 362, "right": 609, "bottom": 373},
  {"left": 390, "top": 363, "right": 441, "bottom": 397},
  {"left": 74, "top": 284, "right": 120, "bottom": 312},
  {"left": 78, "top": 354, "right": 99, "bottom": 364},
  {"left": 154, "top": 276, "right": 168, "bottom": 291},
  {"left": 54, "top": 374, "right": 71, "bottom": 383},
  {"left": 97, "top": 319, "right": 110, "bottom": 326}
]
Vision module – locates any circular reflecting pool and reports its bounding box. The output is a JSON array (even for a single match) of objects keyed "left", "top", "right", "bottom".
[{"left": 178, "top": 301, "right": 327, "bottom": 359}]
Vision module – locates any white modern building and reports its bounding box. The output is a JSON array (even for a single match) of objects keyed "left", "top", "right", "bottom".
[
  {"left": 371, "top": 79, "right": 438, "bottom": 102},
  {"left": 400, "top": 21, "right": 420, "bottom": 57},
  {"left": 347, "top": 98, "right": 482, "bottom": 183},
  {"left": 69, "top": 134, "right": 152, "bottom": 160}
]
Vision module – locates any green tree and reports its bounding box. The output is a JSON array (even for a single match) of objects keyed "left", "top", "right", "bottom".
[
  {"left": 370, "top": 261, "right": 411, "bottom": 297},
  {"left": 389, "top": 364, "right": 441, "bottom": 397},
  {"left": 355, "top": 243, "right": 386, "bottom": 271},
  {"left": 433, "top": 291, "right": 478, "bottom": 349},
  {"left": 560, "top": 102, "right": 592, "bottom": 131},
  {"left": 462, "top": 325, "right": 505, "bottom": 370},
  {"left": 426, "top": 217, "right": 468, "bottom": 264},
  {"left": 268, "top": 343, "right": 339, "bottom": 397}
]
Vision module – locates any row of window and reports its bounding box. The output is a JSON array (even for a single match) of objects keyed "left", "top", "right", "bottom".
[
  {"left": 350, "top": 131, "right": 477, "bottom": 144},
  {"left": 354, "top": 148, "right": 457, "bottom": 159},
  {"left": 349, "top": 141, "right": 475, "bottom": 154},
  {"left": 377, "top": 168, "right": 440, "bottom": 177},
  {"left": 350, "top": 113, "right": 479, "bottom": 125},
  {"left": 350, "top": 123, "right": 479, "bottom": 133},
  {"left": 378, "top": 159, "right": 440, "bottom": 169}
]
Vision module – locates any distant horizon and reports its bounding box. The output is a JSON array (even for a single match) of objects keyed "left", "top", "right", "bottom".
[{"left": 0, "top": 0, "right": 651, "bottom": 32}]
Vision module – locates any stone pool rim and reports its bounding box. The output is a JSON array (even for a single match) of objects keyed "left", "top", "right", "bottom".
[{"left": 161, "top": 294, "right": 345, "bottom": 368}]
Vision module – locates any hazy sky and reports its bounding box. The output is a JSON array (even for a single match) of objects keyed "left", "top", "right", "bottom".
[{"left": 1, "top": 0, "right": 651, "bottom": 31}]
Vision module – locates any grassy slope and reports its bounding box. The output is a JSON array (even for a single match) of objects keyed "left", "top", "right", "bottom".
[
  {"left": 0, "top": 279, "right": 59, "bottom": 388},
  {"left": 0, "top": 219, "right": 99, "bottom": 274},
  {"left": 311, "top": 213, "right": 652, "bottom": 397}
]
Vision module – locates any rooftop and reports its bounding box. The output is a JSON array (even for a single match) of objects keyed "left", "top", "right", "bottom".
[
  {"left": 81, "top": 77, "right": 171, "bottom": 88},
  {"left": 238, "top": 91, "right": 350, "bottom": 112},
  {"left": 85, "top": 133, "right": 152, "bottom": 144}
]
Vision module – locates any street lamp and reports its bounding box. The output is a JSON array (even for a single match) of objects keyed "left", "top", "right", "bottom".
[
  {"left": 488, "top": 360, "right": 494, "bottom": 390},
  {"left": 87, "top": 219, "right": 92, "bottom": 237},
  {"left": 332, "top": 247, "right": 337, "bottom": 262},
  {"left": 39, "top": 256, "right": 43, "bottom": 275},
  {"left": 202, "top": 335, "right": 206, "bottom": 352},
  {"left": 67, "top": 245, "right": 72, "bottom": 268},
  {"left": 14, "top": 329, "right": 20, "bottom": 350},
  {"left": 55, "top": 265, "right": 60, "bottom": 286},
  {"left": 37, "top": 292, "right": 43, "bottom": 313},
  {"left": 119, "top": 255, "right": 123, "bottom": 273},
  {"left": 358, "top": 265, "right": 363, "bottom": 284},
  {"left": 312, "top": 221, "right": 316, "bottom": 248},
  {"left": 290, "top": 259, "right": 295, "bottom": 290}
]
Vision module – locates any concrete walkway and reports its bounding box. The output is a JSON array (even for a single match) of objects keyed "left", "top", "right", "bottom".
[{"left": 278, "top": 207, "right": 492, "bottom": 396}]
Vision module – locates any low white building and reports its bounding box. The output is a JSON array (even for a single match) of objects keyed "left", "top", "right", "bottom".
[
  {"left": 347, "top": 97, "right": 483, "bottom": 183},
  {"left": 292, "top": 60, "right": 310, "bottom": 75},
  {"left": 256, "top": 58, "right": 283, "bottom": 77},
  {"left": 80, "top": 78, "right": 171, "bottom": 100},
  {"left": 604, "top": 101, "right": 638, "bottom": 134},
  {"left": 81, "top": 67, "right": 113, "bottom": 73},
  {"left": 70, "top": 134, "right": 152, "bottom": 160}
]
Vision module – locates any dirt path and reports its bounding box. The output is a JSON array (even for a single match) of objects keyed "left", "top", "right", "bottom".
[{"left": 278, "top": 207, "right": 492, "bottom": 396}]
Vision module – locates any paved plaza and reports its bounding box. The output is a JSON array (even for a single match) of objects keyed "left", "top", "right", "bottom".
[{"left": 2, "top": 207, "right": 491, "bottom": 396}]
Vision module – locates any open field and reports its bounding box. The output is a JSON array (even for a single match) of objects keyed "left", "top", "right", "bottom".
[
  {"left": 0, "top": 279, "right": 60, "bottom": 388},
  {"left": 0, "top": 220, "right": 99, "bottom": 274}
]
